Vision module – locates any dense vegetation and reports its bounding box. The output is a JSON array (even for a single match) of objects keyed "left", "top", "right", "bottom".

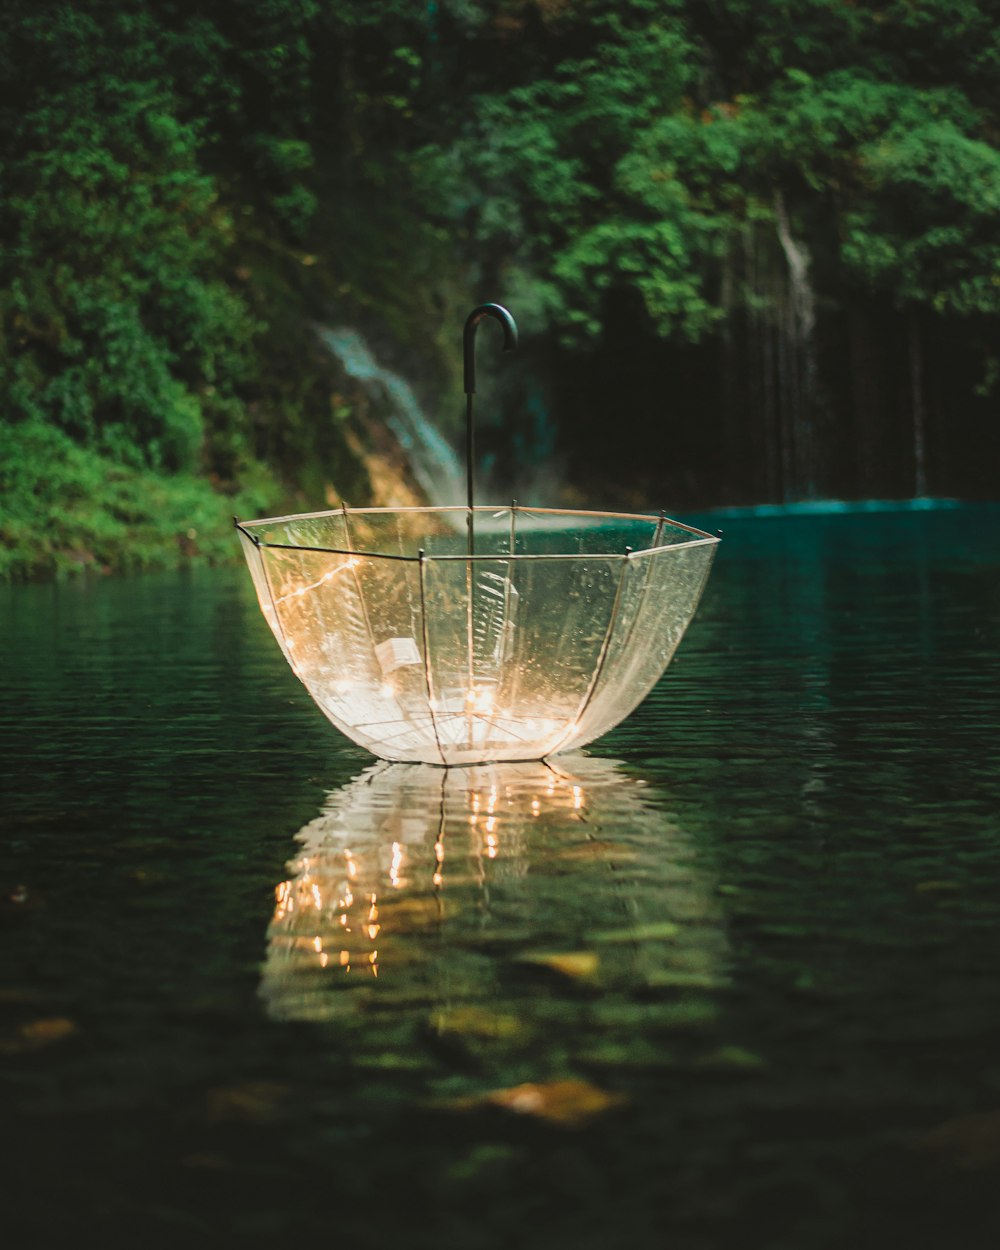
[
  {"left": 0, "top": 0, "right": 370, "bottom": 576},
  {"left": 3, "top": 1, "right": 999, "bottom": 576}
]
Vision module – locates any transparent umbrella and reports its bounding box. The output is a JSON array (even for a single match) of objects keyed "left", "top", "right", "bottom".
[{"left": 236, "top": 306, "right": 719, "bottom": 765}]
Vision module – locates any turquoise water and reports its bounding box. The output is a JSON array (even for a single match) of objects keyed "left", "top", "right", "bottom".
[{"left": 2, "top": 504, "right": 999, "bottom": 1248}]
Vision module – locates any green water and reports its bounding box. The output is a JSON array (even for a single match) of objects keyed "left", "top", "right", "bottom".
[{"left": 2, "top": 505, "right": 1000, "bottom": 1248}]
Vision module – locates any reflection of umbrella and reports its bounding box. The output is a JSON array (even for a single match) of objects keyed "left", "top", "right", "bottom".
[
  {"left": 260, "top": 755, "right": 726, "bottom": 1022},
  {"left": 237, "top": 306, "right": 719, "bottom": 765}
]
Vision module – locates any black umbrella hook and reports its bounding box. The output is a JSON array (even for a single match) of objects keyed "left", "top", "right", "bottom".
[{"left": 463, "top": 303, "right": 517, "bottom": 555}]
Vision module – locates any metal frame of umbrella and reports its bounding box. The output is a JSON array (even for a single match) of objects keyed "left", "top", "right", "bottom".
[{"left": 235, "top": 306, "right": 719, "bottom": 765}]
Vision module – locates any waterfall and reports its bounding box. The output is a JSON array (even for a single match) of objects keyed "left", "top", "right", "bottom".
[
  {"left": 908, "top": 312, "right": 928, "bottom": 498},
  {"left": 743, "top": 228, "right": 778, "bottom": 499},
  {"left": 740, "top": 196, "right": 822, "bottom": 502},
  {"left": 317, "top": 325, "right": 465, "bottom": 507},
  {"left": 773, "top": 192, "right": 820, "bottom": 499}
]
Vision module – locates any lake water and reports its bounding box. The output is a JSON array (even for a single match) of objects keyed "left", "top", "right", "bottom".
[{"left": 2, "top": 504, "right": 999, "bottom": 1248}]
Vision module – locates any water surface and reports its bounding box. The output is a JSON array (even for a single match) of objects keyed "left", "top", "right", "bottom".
[{"left": 2, "top": 505, "right": 999, "bottom": 1248}]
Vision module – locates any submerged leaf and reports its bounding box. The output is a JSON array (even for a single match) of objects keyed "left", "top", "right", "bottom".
[
  {"left": 447, "top": 1079, "right": 627, "bottom": 1127},
  {"left": 0, "top": 1016, "right": 78, "bottom": 1053},
  {"left": 21, "top": 1017, "right": 77, "bottom": 1043},
  {"left": 519, "top": 951, "right": 599, "bottom": 980}
]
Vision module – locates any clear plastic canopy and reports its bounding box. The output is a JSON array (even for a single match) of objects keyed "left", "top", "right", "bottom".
[{"left": 238, "top": 504, "right": 717, "bottom": 765}]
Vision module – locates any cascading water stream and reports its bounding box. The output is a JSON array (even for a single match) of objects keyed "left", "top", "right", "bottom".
[
  {"left": 773, "top": 191, "right": 820, "bottom": 500},
  {"left": 908, "top": 312, "right": 928, "bottom": 498},
  {"left": 741, "top": 196, "right": 823, "bottom": 502},
  {"left": 317, "top": 325, "right": 465, "bottom": 507}
]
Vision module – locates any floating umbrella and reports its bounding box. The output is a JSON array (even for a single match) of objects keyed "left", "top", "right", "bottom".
[{"left": 236, "top": 305, "right": 719, "bottom": 765}]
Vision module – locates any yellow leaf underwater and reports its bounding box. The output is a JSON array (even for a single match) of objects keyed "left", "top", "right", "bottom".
[
  {"left": 447, "top": 1079, "right": 627, "bottom": 1127},
  {"left": 519, "top": 951, "right": 600, "bottom": 980},
  {"left": 0, "top": 1016, "right": 78, "bottom": 1053}
]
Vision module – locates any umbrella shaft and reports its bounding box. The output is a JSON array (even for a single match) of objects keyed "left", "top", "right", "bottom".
[
  {"left": 466, "top": 392, "right": 475, "bottom": 700},
  {"left": 465, "top": 392, "right": 475, "bottom": 557}
]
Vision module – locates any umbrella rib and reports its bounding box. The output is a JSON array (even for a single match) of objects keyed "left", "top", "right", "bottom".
[
  {"left": 312, "top": 699, "right": 380, "bottom": 752},
  {"left": 363, "top": 721, "right": 441, "bottom": 751},
  {"left": 418, "top": 551, "right": 446, "bottom": 765},
  {"left": 339, "top": 510, "right": 443, "bottom": 758},
  {"left": 342, "top": 710, "right": 439, "bottom": 734},
  {"left": 255, "top": 545, "right": 298, "bottom": 669},
  {"left": 428, "top": 709, "right": 542, "bottom": 747},
  {"left": 254, "top": 540, "right": 717, "bottom": 561},
  {"left": 258, "top": 541, "right": 418, "bottom": 562},
  {"left": 468, "top": 714, "right": 540, "bottom": 745},
  {"left": 601, "top": 513, "right": 663, "bottom": 679},
  {"left": 334, "top": 717, "right": 438, "bottom": 754},
  {"left": 340, "top": 505, "right": 383, "bottom": 666},
  {"left": 544, "top": 551, "right": 632, "bottom": 757}
]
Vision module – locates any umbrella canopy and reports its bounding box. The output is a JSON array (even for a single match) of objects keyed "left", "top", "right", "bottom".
[{"left": 236, "top": 503, "right": 718, "bottom": 765}]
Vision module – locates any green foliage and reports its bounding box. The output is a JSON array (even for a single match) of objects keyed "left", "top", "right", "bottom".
[
  {"left": 4, "top": 0, "right": 1000, "bottom": 577},
  {"left": 0, "top": 0, "right": 368, "bottom": 577},
  {"left": 1, "top": 6, "right": 259, "bottom": 475},
  {"left": 842, "top": 117, "right": 1000, "bottom": 313},
  {"left": 0, "top": 420, "right": 276, "bottom": 580},
  {"left": 713, "top": 68, "right": 1000, "bottom": 315},
  {"left": 421, "top": 3, "right": 714, "bottom": 342},
  {"left": 415, "top": 2, "right": 1000, "bottom": 338}
]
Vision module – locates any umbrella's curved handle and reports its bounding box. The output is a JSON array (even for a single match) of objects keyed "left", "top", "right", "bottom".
[
  {"left": 462, "top": 303, "right": 517, "bottom": 562},
  {"left": 463, "top": 303, "right": 517, "bottom": 395}
]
